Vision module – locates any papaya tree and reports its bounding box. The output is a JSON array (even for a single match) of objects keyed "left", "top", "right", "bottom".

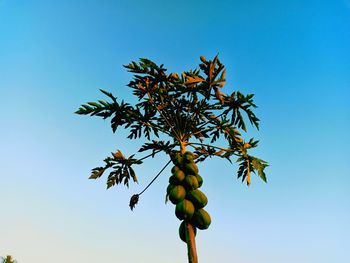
[
  {"left": 75, "top": 55, "right": 268, "bottom": 263},
  {"left": 1, "top": 255, "right": 17, "bottom": 263}
]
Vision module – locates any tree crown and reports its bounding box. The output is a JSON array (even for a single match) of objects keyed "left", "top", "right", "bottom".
[{"left": 76, "top": 55, "right": 268, "bottom": 204}]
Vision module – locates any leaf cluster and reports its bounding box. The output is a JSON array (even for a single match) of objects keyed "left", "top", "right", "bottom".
[
  {"left": 88, "top": 150, "right": 141, "bottom": 189},
  {"left": 76, "top": 55, "right": 268, "bottom": 188}
]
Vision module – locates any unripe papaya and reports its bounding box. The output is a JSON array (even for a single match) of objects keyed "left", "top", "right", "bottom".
[
  {"left": 173, "top": 153, "right": 184, "bottom": 167},
  {"left": 171, "top": 166, "right": 180, "bottom": 174},
  {"left": 187, "top": 189, "right": 208, "bottom": 208},
  {"left": 165, "top": 184, "right": 175, "bottom": 203},
  {"left": 169, "top": 174, "right": 183, "bottom": 185},
  {"left": 173, "top": 170, "right": 185, "bottom": 182},
  {"left": 175, "top": 199, "right": 195, "bottom": 220},
  {"left": 179, "top": 221, "right": 197, "bottom": 243},
  {"left": 195, "top": 174, "right": 203, "bottom": 187},
  {"left": 184, "top": 151, "right": 194, "bottom": 157},
  {"left": 184, "top": 175, "right": 199, "bottom": 190},
  {"left": 191, "top": 208, "right": 211, "bottom": 230},
  {"left": 183, "top": 151, "right": 195, "bottom": 163},
  {"left": 184, "top": 162, "right": 198, "bottom": 175},
  {"left": 169, "top": 185, "right": 186, "bottom": 204}
]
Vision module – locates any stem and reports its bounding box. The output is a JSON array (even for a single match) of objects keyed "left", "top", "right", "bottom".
[
  {"left": 180, "top": 141, "right": 187, "bottom": 154},
  {"left": 196, "top": 112, "right": 225, "bottom": 130},
  {"left": 147, "top": 92, "right": 182, "bottom": 141},
  {"left": 192, "top": 125, "right": 219, "bottom": 136},
  {"left": 246, "top": 158, "right": 251, "bottom": 186},
  {"left": 138, "top": 149, "right": 163, "bottom": 162},
  {"left": 138, "top": 160, "right": 172, "bottom": 196},
  {"left": 141, "top": 121, "right": 172, "bottom": 136}
]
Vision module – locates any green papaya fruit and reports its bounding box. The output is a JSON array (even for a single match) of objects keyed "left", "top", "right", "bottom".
[
  {"left": 191, "top": 208, "right": 211, "bottom": 230},
  {"left": 184, "top": 162, "right": 198, "bottom": 175},
  {"left": 173, "top": 170, "right": 185, "bottom": 182},
  {"left": 173, "top": 152, "right": 184, "bottom": 167},
  {"left": 171, "top": 166, "right": 180, "bottom": 173},
  {"left": 169, "top": 173, "right": 184, "bottom": 185},
  {"left": 187, "top": 189, "right": 208, "bottom": 208},
  {"left": 183, "top": 151, "right": 195, "bottom": 163},
  {"left": 175, "top": 199, "right": 195, "bottom": 220},
  {"left": 195, "top": 174, "right": 203, "bottom": 187},
  {"left": 169, "top": 185, "right": 186, "bottom": 204},
  {"left": 184, "top": 175, "right": 199, "bottom": 190}
]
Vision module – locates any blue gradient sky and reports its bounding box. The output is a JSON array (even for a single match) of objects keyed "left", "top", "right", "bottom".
[{"left": 1, "top": 1, "right": 349, "bottom": 262}]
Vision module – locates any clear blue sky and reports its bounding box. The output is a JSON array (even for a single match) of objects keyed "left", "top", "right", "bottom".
[{"left": 1, "top": 1, "right": 349, "bottom": 262}]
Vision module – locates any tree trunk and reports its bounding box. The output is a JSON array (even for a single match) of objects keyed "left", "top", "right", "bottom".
[
  {"left": 179, "top": 142, "right": 199, "bottom": 263},
  {"left": 185, "top": 222, "right": 198, "bottom": 263}
]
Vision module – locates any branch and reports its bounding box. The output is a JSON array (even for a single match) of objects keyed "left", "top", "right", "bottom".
[
  {"left": 139, "top": 160, "right": 172, "bottom": 196},
  {"left": 138, "top": 149, "right": 163, "bottom": 162}
]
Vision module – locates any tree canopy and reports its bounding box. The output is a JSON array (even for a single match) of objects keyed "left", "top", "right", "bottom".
[{"left": 76, "top": 55, "right": 268, "bottom": 205}]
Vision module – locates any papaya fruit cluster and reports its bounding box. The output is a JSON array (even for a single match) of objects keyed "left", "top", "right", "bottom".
[{"left": 166, "top": 151, "right": 211, "bottom": 243}]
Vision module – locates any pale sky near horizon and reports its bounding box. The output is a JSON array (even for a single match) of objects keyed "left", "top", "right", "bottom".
[{"left": 1, "top": 1, "right": 349, "bottom": 262}]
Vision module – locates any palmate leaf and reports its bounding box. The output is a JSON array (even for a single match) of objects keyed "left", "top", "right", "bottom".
[
  {"left": 127, "top": 120, "right": 160, "bottom": 140},
  {"left": 236, "top": 155, "right": 268, "bottom": 185},
  {"left": 196, "top": 54, "right": 226, "bottom": 101},
  {"left": 106, "top": 165, "right": 138, "bottom": 189},
  {"left": 138, "top": 140, "right": 174, "bottom": 156},
  {"left": 100, "top": 89, "right": 117, "bottom": 103},
  {"left": 208, "top": 117, "right": 231, "bottom": 143},
  {"left": 223, "top": 92, "right": 260, "bottom": 132},
  {"left": 237, "top": 157, "right": 251, "bottom": 185},
  {"left": 124, "top": 58, "right": 166, "bottom": 76},
  {"left": 75, "top": 89, "right": 141, "bottom": 133},
  {"left": 251, "top": 157, "right": 268, "bottom": 182},
  {"left": 89, "top": 167, "right": 106, "bottom": 179},
  {"left": 88, "top": 150, "right": 143, "bottom": 189},
  {"left": 89, "top": 157, "right": 113, "bottom": 179}
]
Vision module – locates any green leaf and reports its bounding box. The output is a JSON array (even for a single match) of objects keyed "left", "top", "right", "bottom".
[
  {"left": 87, "top": 101, "right": 100, "bottom": 107},
  {"left": 100, "top": 89, "right": 117, "bottom": 102},
  {"left": 89, "top": 167, "right": 105, "bottom": 179},
  {"left": 75, "top": 108, "right": 85, "bottom": 114},
  {"left": 252, "top": 157, "right": 268, "bottom": 183},
  {"left": 129, "top": 167, "right": 138, "bottom": 183}
]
